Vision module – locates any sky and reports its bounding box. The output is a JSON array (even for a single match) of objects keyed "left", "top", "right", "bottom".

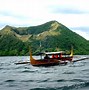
[{"left": 0, "top": 0, "right": 89, "bottom": 40}]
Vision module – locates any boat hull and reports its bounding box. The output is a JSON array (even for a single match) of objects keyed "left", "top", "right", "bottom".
[
  {"left": 30, "top": 52, "right": 72, "bottom": 66},
  {"left": 32, "top": 61, "right": 59, "bottom": 66},
  {"left": 30, "top": 57, "right": 67, "bottom": 66}
]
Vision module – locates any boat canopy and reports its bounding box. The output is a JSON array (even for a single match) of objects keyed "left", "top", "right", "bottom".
[{"left": 44, "top": 51, "right": 65, "bottom": 55}]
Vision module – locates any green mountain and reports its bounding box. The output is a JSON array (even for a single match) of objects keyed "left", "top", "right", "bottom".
[{"left": 0, "top": 20, "right": 89, "bottom": 56}]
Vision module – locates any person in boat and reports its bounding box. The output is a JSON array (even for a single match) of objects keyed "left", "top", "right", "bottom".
[
  {"left": 59, "top": 53, "right": 62, "bottom": 58},
  {"left": 52, "top": 54, "right": 58, "bottom": 59},
  {"left": 44, "top": 54, "right": 50, "bottom": 59}
]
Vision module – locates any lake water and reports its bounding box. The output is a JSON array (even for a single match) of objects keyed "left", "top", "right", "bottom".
[{"left": 0, "top": 56, "right": 89, "bottom": 90}]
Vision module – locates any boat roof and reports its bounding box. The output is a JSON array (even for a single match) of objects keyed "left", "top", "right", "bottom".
[{"left": 45, "top": 51, "right": 65, "bottom": 55}]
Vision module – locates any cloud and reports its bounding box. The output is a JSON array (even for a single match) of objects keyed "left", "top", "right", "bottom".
[
  {"left": 55, "top": 14, "right": 89, "bottom": 28},
  {"left": 48, "top": 0, "right": 89, "bottom": 14},
  {"left": 72, "top": 29, "right": 89, "bottom": 40},
  {"left": 50, "top": 8, "right": 89, "bottom": 14},
  {"left": 71, "top": 27, "right": 89, "bottom": 31},
  {"left": 71, "top": 26, "right": 89, "bottom": 40}
]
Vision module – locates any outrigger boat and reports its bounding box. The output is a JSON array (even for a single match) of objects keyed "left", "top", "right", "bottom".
[
  {"left": 15, "top": 46, "right": 89, "bottom": 66},
  {"left": 30, "top": 48, "right": 73, "bottom": 66},
  {"left": 15, "top": 43, "right": 73, "bottom": 66}
]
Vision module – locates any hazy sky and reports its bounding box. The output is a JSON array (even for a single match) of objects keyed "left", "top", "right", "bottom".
[{"left": 0, "top": 0, "right": 89, "bottom": 40}]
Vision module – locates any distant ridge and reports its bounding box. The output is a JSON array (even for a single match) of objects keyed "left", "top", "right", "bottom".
[{"left": 0, "top": 20, "right": 89, "bottom": 55}]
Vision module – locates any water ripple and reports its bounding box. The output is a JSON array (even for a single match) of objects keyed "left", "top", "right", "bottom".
[
  {"left": 70, "top": 79, "right": 85, "bottom": 82},
  {"left": 82, "top": 69, "right": 89, "bottom": 72},
  {"left": 56, "top": 81, "right": 89, "bottom": 90},
  {"left": 30, "top": 88, "right": 52, "bottom": 90},
  {"left": 5, "top": 80, "right": 15, "bottom": 82},
  {"left": 56, "top": 79, "right": 65, "bottom": 82},
  {"left": 63, "top": 71, "right": 75, "bottom": 74},
  {"left": 21, "top": 80, "right": 35, "bottom": 82}
]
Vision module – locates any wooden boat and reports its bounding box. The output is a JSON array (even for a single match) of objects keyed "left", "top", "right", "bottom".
[
  {"left": 30, "top": 46, "right": 73, "bottom": 66},
  {"left": 30, "top": 49, "right": 73, "bottom": 66},
  {"left": 15, "top": 47, "right": 73, "bottom": 66},
  {"left": 15, "top": 46, "right": 89, "bottom": 66}
]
